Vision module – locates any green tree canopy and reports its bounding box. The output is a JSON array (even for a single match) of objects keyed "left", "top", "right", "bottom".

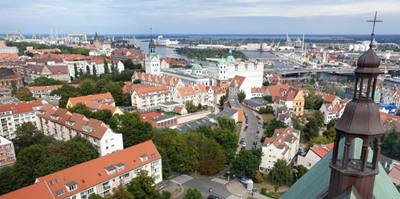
[
  {"left": 67, "top": 103, "right": 92, "bottom": 118},
  {"left": 29, "top": 76, "right": 63, "bottom": 86},
  {"left": 304, "top": 117, "right": 319, "bottom": 141},
  {"left": 183, "top": 188, "right": 202, "bottom": 199},
  {"left": 16, "top": 87, "right": 36, "bottom": 101},
  {"left": 305, "top": 136, "right": 332, "bottom": 152},
  {"left": 269, "top": 159, "right": 293, "bottom": 186},
  {"left": 102, "top": 84, "right": 124, "bottom": 106},
  {"left": 133, "top": 79, "right": 141, "bottom": 84},
  {"left": 127, "top": 170, "right": 163, "bottom": 199},
  {"left": 79, "top": 79, "right": 95, "bottom": 95},
  {"left": 217, "top": 115, "right": 236, "bottom": 133},
  {"left": 13, "top": 122, "right": 44, "bottom": 154},
  {"left": 237, "top": 90, "right": 246, "bottom": 102},
  {"left": 50, "top": 84, "right": 77, "bottom": 96},
  {"left": 231, "top": 149, "right": 262, "bottom": 178},
  {"left": 266, "top": 119, "right": 287, "bottom": 137}
]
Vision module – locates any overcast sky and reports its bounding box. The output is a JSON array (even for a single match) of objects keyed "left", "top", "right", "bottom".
[{"left": 1, "top": 0, "right": 400, "bottom": 35}]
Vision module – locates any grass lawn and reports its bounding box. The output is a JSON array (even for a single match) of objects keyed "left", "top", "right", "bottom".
[
  {"left": 261, "top": 114, "right": 275, "bottom": 126},
  {"left": 252, "top": 172, "right": 289, "bottom": 193}
]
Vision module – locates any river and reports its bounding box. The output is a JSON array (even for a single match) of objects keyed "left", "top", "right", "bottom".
[{"left": 137, "top": 40, "right": 353, "bottom": 82}]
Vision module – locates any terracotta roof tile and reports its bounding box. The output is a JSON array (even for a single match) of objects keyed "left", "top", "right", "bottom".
[
  {"left": 229, "top": 75, "right": 246, "bottom": 88},
  {"left": 69, "top": 93, "right": 115, "bottom": 107}
]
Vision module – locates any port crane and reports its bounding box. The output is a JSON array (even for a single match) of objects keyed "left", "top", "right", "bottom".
[
  {"left": 285, "top": 34, "right": 293, "bottom": 46},
  {"left": 276, "top": 37, "right": 282, "bottom": 48},
  {"left": 6, "top": 30, "right": 24, "bottom": 40},
  {"left": 238, "top": 38, "right": 244, "bottom": 48}
]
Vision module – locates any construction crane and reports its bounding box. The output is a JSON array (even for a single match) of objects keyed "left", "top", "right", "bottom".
[
  {"left": 259, "top": 39, "right": 262, "bottom": 52},
  {"left": 285, "top": 34, "right": 293, "bottom": 46},
  {"left": 238, "top": 38, "right": 244, "bottom": 48},
  {"left": 67, "top": 34, "right": 87, "bottom": 41},
  {"left": 6, "top": 30, "right": 24, "bottom": 40},
  {"left": 276, "top": 37, "right": 282, "bottom": 48},
  {"left": 270, "top": 39, "right": 275, "bottom": 48}
]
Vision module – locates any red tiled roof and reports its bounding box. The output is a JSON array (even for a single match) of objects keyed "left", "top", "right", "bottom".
[
  {"left": 173, "top": 106, "right": 184, "bottom": 112},
  {"left": 0, "top": 53, "right": 19, "bottom": 59},
  {"left": 28, "top": 85, "right": 63, "bottom": 93},
  {"left": 310, "top": 143, "right": 334, "bottom": 158},
  {"left": 263, "top": 126, "right": 299, "bottom": 155},
  {"left": 46, "top": 65, "right": 69, "bottom": 74},
  {"left": 84, "top": 101, "right": 118, "bottom": 113},
  {"left": 134, "top": 85, "right": 169, "bottom": 98},
  {"left": 1, "top": 140, "right": 160, "bottom": 199},
  {"left": 0, "top": 100, "right": 43, "bottom": 115},
  {"left": 229, "top": 75, "right": 246, "bottom": 88},
  {"left": 140, "top": 112, "right": 163, "bottom": 121},
  {"left": 178, "top": 86, "right": 196, "bottom": 97},
  {"left": 69, "top": 93, "right": 115, "bottom": 107},
  {"left": 267, "top": 85, "right": 289, "bottom": 100}
]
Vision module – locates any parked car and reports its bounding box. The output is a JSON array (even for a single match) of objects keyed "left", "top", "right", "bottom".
[
  {"left": 242, "top": 143, "right": 247, "bottom": 147},
  {"left": 252, "top": 145, "right": 257, "bottom": 150},
  {"left": 241, "top": 146, "right": 246, "bottom": 150},
  {"left": 208, "top": 195, "right": 219, "bottom": 199},
  {"left": 240, "top": 137, "right": 245, "bottom": 144},
  {"left": 255, "top": 135, "right": 259, "bottom": 139},
  {"left": 256, "top": 130, "right": 260, "bottom": 134},
  {"left": 253, "top": 141, "right": 257, "bottom": 145}
]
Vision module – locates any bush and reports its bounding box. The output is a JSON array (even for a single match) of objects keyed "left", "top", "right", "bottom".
[
  {"left": 162, "top": 191, "right": 172, "bottom": 199},
  {"left": 252, "top": 178, "right": 261, "bottom": 184},
  {"left": 261, "top": 188, "right": 267, "bottom": 195},
  {"left": 261, "top": 136, "right": 266, "bottom": 143}
]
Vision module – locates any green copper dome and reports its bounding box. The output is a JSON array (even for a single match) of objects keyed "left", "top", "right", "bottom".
[
  {"left": 226, "top": 49, "right": 235, "bottom": 62},
  {"left": 218, "top": 57, "right": 227, "bottom": 65},
  {"left": 191, "top": 63, "right": 202, "bottom": 70}
]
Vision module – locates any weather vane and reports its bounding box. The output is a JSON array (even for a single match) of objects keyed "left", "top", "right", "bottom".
[{"left": 367, "top": 11, "right": 383, "bottom": 46}]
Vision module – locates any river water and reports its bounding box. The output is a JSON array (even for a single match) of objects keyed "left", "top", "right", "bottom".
[{"left": 138, "top": 40, "right": 354, "bottom": 82}]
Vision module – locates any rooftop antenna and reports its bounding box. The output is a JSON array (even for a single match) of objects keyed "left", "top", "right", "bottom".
[{"left": 367, "top": 11, "right": 382, "bottom": 47}]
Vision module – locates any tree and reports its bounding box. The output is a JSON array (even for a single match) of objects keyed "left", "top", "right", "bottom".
[
  {"left": 305, "top": 136, "right": 331, "bottom": 152},
  {"left": 313, "top": 111, "right": 324, "bottom": 127},
  {"left": 304, "top": 117, "right": 319, "bottom": 141},
  {"left": 217, "top": 115, "right": 236, "bottom": 133},
  {"left": 231, "top": 150, "right": 262, "bottom": 178},
  {"left": 327, "top": 118, "right": 339, "bottom": 130},
  {"left": 50, "top": 84, "right": 77, "bottom": 96},
  {"left": 162, "top": 191, "right": 172, "bottom": 199},
  {"left": 197, "top": 138, "right": 226, "bottom": 175},
  {"left": 323, "top": 127, "right": 337, "bottom": 141},
  {"left": 263, "top": 81, "right": 270, "bottom": 86},
  {"left": 266, "top": 119, "right": 287, "bottom": 137},
  {"left": 86, "top": 65, "right": 90, "bottom": 74},
  {"left": 59, "top": 92, "right": 80, "bottom": 108},
  {"left": 133, "top": 79, "right": 141, "bottom": 84},
  {"left": 74, "top": 64, "right": 78, "bottom": 78},
  {"left": 79, "top": 68, "right": 84, "bottom": 76},
  {"left": 94, "top": 79, "right": 109, "bottom": 93},
  {"left": 79, "top": 79, "right": 94, "bottom": 96},
  {"left": 259, "top": 106, "right": 272, "bottom": 114},
  {"left": 102, "top": 84, "right": 123, "bottom": 106},
  {"left": 269, "top": 159, "right": 293, "bottom": 186},
  {"left": 104, "top": 59, "right": 110, "bottom": 75},
  {"left": 121, "top": 93, "right": 132, "bottom": 107},
  {"left": 115, "top": 112, "right": 153, "bottom": 148},
  {"left": 110, "top": 184, "right": 134, "bottom": 199},
  {"left": 212, "top": 127, "right": 238, "bottom": 163},
  {"left": 219, "top": 94, "right": 228, "bottom": 109},
  {"left": 185, "top": 100, "right": 197, "bottom": 113},
  {"left": 263, "top": 95, "right": 273, "bottom": 102},
  {"left": 11, "top": 81, "right": 17, "bottom": 96},
  {"left": 68, "top": 103, "right": 92, "bottom": 118},
  {"left": 127, "top": 170, "right": 163, "bottom": 199},
  {"left": 293, "top": 165, "right": 308, "bottom": 183},
  {"left": 16, "top": 87, "right": 36, "bottom": 101},
  {"left": 183, "top": 188, "right": 202, "bottom": 199},
  {"left": 237, "top": 90, "right": 246, "bottom": 102},
  {"left": 13, "top": 122, "right": 44, "bottom": 154},
  {"left": 92, "top": 65, "right": 97, "bottom": 78}
]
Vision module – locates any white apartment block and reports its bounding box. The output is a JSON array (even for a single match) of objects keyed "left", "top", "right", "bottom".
[
  {"left": 131, "top": 85, "right": 172, "bottom": 111},
  {"left": 228, "top": 75, "right": 252, "bottom": 100},
  {"left": 0, "top": 136, "right": 16, "bottom": 167},
  {"left": 260, "top": 126, "right": 300, "bottom": 172},
  {"left": 0, "top": 100, "right": 44, "bottom": 140},
  {"left": 173, "top": 84, "right": 208, "bottom": 106},
  {"left": 132, "top": 72, "right": 185, "bottom": 94},
  {"left": 2, "top": 140, "right": 162, "bottom": 199},
  {"left": 36, "top": 104, "right": 123, "bottom": 156},
  {"left": 320, "top": 102, "right": 348, "bottom": 124}
]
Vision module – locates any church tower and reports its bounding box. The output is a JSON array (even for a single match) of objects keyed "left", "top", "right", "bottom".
[
  {"left": 145, "top": 28, "right": 161, "bottom": 75},
  {"left": 93, "top": 32, "right": 100, "bottom": 48},
  {"left": 325, "top": 14, "right": 384, "bottom": 199}
]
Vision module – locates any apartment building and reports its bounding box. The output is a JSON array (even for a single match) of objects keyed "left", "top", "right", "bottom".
[
  {"left": 273, "top": 87, "right": 305, "bottom": 116},
  {"left": 131, "top": 85, "right": 171, "bottom": 111},
  {"left": 0, "top": 136, "right": 16, "bottom": 168},
  {"left": 320, "top": 101, "right": 349, "bottom": 124},
  {"left": 141, "top": 112, "right": 178, "bottom": 129},
  {"left": 260, "top": 126, "right": 300, "bottom": 172},
  {"left": 0, "top": 100, "right": 44, "bottom": 140},
  {"left": 173, "top": 84, "right": 209, "bottom": 106},
  {"left": 28, "top": 85, "right": 63, "bottom": 98},
  {"left": 36, "top": 104, "right": 123, "bottom": 156},
  {"left": 26, "top": 65, "right": 69, "bottom": 83},
  {"left": 228, "top": 75, "right": 252, "bottom": 100},
  {"left": 132, "top": 72, "right": 185, "bottom": 93},
  {"left": 67, "top": 93, "right": 115, "bottom": 108},
  {"left": 1, "top": 140, "right": 162, "bottom": 199}
]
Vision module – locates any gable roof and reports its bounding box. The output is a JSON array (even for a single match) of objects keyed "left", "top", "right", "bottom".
[
  {"left": 0, "top": 100, "right": 43, "bottom": 115},
  {"left": 267, "top": 85, "right": 289, "bottom": 99},
  {"left": 280, "top": 138, "right": 400, "bottom": 199},
  {"left": 134, "top": 85, "right": 169, "bottom": 98},
  {"left": 178, "top": 86, "right": 196, "bottom": 97},
  {"left": 69, "top": 93, "right": 114, "bottom": 107},
  {"left": 229, "top": 75, "right": 246, "bottom": 88},
  {"left": 1, "top": 140, "right": 160, "bottom": 199},
  {"left": 46, "top": 65, "right": 68, "bottom": 74},
  {"left": 310, "top": 143, "right": 334, "bottom": 158},
  {"left": 28, "top": 85, "right": 63, "bottom": 93},
  {"left": 263, "top": 126, "right": 299, "bottom": 155},
  {"left": 83, "top": 101, "right": 118, "bottom": 114}
]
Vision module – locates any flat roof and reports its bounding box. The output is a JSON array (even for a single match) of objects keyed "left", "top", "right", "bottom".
[
  {"left": 148, "top": 115, "right": 176, "bottom": 122},
  {"left": 158, "top": 101, "right": 181, "bottom": 106}
]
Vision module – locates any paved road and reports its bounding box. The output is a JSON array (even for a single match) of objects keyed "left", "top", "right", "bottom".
[
  {"left": 173, "top": 175, "right": 236, "bottom": 199},
  {"left": 240, "top": 106, "right": 263, "bottom": 150}
]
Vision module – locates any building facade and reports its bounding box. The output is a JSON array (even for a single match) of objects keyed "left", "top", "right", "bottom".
[
  {"left": 28, "top": 85, "right": 63, "bottom": 98},
  {"left": 228, "top": 75, "right": 252, "bottom": 100},
  {"left": 0, "top": 100, "right": 44, "bottom": 140},
  {"left": 260, "top": 126, "right": 300, "bottom": 172},
  {"left": 37, "top": 104, "right": 123, "bottom": 156},
  {"left": 0, "top": 136, "right": 16, "bottom": 167},
  {"left": 1, "top": 140, "right": 162, "bottom": 199},
  {"left": 131, "top": 85, "right": 172, "bottom": 111},
  {"left": 67, "top": 93, "right": 115, "bottom": 108}
]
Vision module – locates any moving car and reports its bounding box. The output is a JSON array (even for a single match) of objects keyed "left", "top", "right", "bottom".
[{"left": 208, "top": 195, "right": 219, "bottom": 199}]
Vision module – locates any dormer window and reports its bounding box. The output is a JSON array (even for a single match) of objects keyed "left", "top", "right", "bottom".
[
  {"left": 116, "top": 163, "right": 125, "bottom": 171},
  {"left": 105, "top": 98, "right": 111, "bottom": 102},
  {"left": 140, "top": 154, "right": 148, "bottom": 162},
  {"left": 65, "top": 181, "right": 77, "bottom": 192},
  {"left": 151, "top": 153, "right": 156, "bottom": 158},
  {"left": 37, "top": 110, "right": 45, "bottom": 115},
  {"left": 56, "top": 189, "right": 65, "bottom": 196},
  {"left": 82, "top": 126, "right": 93, "bottom": 133},
  {"left": 66, "top": 120, "right": 75, "bottom": 126},
  {"left": 105, "top": 165, "right": 116, "bottom": 174},
  {"left": 51, "top": 114, "right": 59, "bottom": 120}
]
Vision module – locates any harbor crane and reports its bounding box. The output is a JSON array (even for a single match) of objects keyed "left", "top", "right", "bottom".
[
  {"left": 285, "top": 34, "right": 293, "bottom": 46},
  {"left": 6, "top": 30, "right": 24, "bottom": 40},
  {"left": 67, "top": 34, "right": 87, "bottom": 41},
  {"left": 276, "top": 37, "right": 282, "bottom": 48},
  {"left": 238, "top": 38, "right": 244, "bottom": 48}
]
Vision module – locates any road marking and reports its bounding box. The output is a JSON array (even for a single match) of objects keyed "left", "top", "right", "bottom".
[
  {"left": 226, "top": 195, "right": 240, "bottom": 199},
  {"left": 211, "top": 178, "right": 229, "bottom": 185},
  {"left": 170, "top": 174, "right": 193, "bottom": 185}
]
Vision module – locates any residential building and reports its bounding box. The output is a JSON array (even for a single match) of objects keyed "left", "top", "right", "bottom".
[
  {"left": 297, "top": 143, "right": 334, "bottom": 169},
  {"left": 26, "top": 65, "right": 69, "bottom": 83},
  {"left": 161, "top": 68, "right": 210, "bottom": 87},
  {"left": 0, "top": 68, "right": 24, "bottom": 96},
  {"left": 132, "top": 72, "right": 184, "bottom": 93},
  {"left": 260, "top": 126, "right": 300, "bottom": 172},
  {"left": 228, "top": 75, "right": 252, "bottom": 100},
  {"left": 0, "top": 46, "right": 18, "bottom": 54},
  {"left": 320, "top": 101, "right": 348, "bottom": 124},
  {"left": 131, "top": 85, "right": 171, "bottom": 111},
  {"left": 388, "top": 165, "right": 400, "bottom": 185},
  {"left": 1, "top": 140, "right": 162, "bottom": 199},
  {"left": 24, "top": 49, "right": 61, "bottom": 54},
  {"left": 0, "top": 100, "right": 44, "bottom": 140},
  {"left": 251, "top": 86, "right": 267, "bottom": 98},
  {"left": 28, "top": 85, "right": 63, "bottom": 98},
  {"left": 173, "top": 106, "right": 188, "bottom": 115},
  {"left": 0, "top": 53, "right": 19, "bottom": 61},
  {"left": 0, "top": 98, "right": 21, "bottom": 106},
  {"left": 84, "top": 101, "right": 124, "bottom": 115},
  {"left": 322, "top": 93, "right": 341, "bottom": 104},
  {"left": 141, "top": 112, "right": 178, "bottom": 129},
  {"left": 242, "top": 98, "right": 272, "bottom": 112},
  {"left": 273, "top": 87, "right": 304, "bottom": 116},
  {"left": 158, "top": 101, "right": 182, "bottom": 112},
  {"left": 173, "top": 84, "right": 208, "bottom": 106},
  {"left": 383, "top": 91, "right": 400, "bottom": 111},
  {"left": 67, "top": 93, "right": 115, "bottom": 108},
  {"left": 207, "top": 86, "right": 226, "bottom": 106},
  {"left": 122, "top": 81, "right": 152, "bottom": 94},
  {"left": 0, "top": 136, "right": 16, "bottom": 167},
  {"left": 36, "top": 104, "right": 123, "bottom": 156},
  {"left": 264, "top": 84, "right": 289, "bottom": 100},
  {"left": 275, "top": 106, "right": 292, "bottom": 125},
  {"left": 380, "top": 112, "right": 400, "bottom": 131}
]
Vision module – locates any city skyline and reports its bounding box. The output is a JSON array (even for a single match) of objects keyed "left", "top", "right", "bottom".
[{"left": 1, "top": 0, "right": 400, "bottom": 34}]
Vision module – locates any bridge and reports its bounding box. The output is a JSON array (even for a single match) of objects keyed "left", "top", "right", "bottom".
[{"left": 264, "top": 66, "right": 400, "bottom": 76}]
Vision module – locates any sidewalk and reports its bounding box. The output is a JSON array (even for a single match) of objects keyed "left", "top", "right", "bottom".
[{"left": 226, "top": 179, "right": 273, "bottom": 199}]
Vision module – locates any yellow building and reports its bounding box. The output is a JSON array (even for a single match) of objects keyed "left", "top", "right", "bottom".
[{"left": 293, "top": 90, "right": 305, "bottom": 116}]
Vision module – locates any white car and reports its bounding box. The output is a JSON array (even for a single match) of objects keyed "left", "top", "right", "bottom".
[{"left": 242, "top": 143, "right": 246, "bottom": 147}]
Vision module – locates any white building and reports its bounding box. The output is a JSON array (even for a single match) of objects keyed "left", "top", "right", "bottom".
[
  {"left": 320, "top": 101, "right": 348, "bottom": 124},
  {"left": 0, "top": 100, "right": 44, "bottom": 140},
  {"left": 208, "top": 50, "right": 264, "bottom": 88},
  {"left": 260, "top": 126, "right": 300, "bottom": 172},
  {"left": 0, "top": 136, "right": 16, "bottom": 167},
  {"left": 228, "top": 75, "right": 252, "bottom": 100},
  {"left": 132, "top": 72, "right": 185, "bottom": 94},
  {"left": 131, "top": 85, "right": 172, "bottom": 111},
  {"left": 145, "top": 40, "right": 161, "bottom": 75},
  {"left": 297, "top": 143, "right": 334, "bottom": 170},
  {"left": 36, "top": 104, "right": 123, "bottom": 156},
  {"left": 207, "top": 86, "right": 226, "bottom": 106},
  {"left": 173, "top": 84, "right": 208, "bottom": 106},
  {"left": 162, "top": 68, "right": 210, "bottom": 87},
  {"left": 65, "top": 58, "right": 124, "bottom": 81},
  {"left": 156, "top": 36, "right": 179, "bottom": 46}
]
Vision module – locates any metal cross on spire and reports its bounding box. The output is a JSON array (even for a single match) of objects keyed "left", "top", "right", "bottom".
[
  {"left": 150, "top": 27, "right": 152, "bottom": 41},
  {"left": 367, "top": 11, "right": 383, "bottom": 46}
]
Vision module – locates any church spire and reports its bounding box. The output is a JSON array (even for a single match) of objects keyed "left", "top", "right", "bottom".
[
  {"left": 325, "top": 12, "right": 384, "bottom": 199},
  {"left": 149, "top": 27, "right": 156, "bottom": 58}
]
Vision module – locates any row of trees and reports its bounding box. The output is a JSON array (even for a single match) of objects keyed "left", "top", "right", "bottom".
[
  {"left": 175, "top": 48, "right": 247, "bottom": 61},
  {"left": 268, "top": 159, "right": 308, "bottom": 186},
  {"left": 0, "top": 123, "right": 98, "bottom": 195},
  {"left": 7, "top": 42, "right": 90, "bottom": 56}
]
